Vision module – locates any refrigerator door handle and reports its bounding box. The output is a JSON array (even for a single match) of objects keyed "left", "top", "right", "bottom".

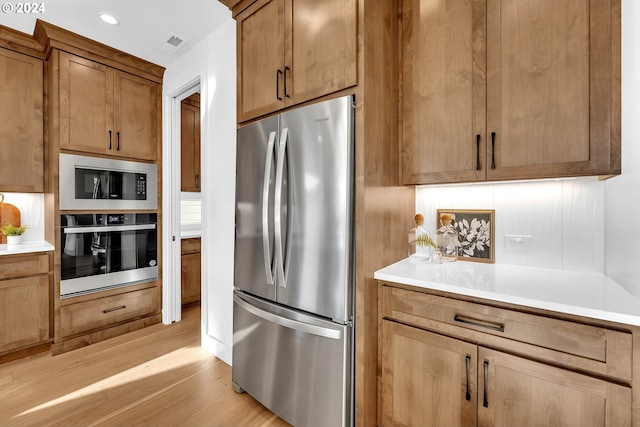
[
  {"left": 262, "top": 131, "right": 277, "bottom": 285},
  {"left": 274, "top": 127, "right": 288, "bottom": 289},
  {"left": 234, "top": 294, "right": 342, "bottom": 340}
]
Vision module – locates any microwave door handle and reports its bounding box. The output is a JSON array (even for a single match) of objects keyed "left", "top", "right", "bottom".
[
  {"left": 262, "top": 131, "right": 277, "bottom": 285},
  {"left": 274, "top": 127, "right": 288, "bottom": 289}
]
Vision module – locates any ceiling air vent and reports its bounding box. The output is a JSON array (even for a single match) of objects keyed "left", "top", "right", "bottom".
[{"left": 156, "top": 33, "right": 187, "bottom": 55}]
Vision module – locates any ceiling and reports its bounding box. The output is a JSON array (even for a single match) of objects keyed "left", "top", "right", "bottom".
[{"left": 0, "top": 0, "right": 231, "bottom": 67}]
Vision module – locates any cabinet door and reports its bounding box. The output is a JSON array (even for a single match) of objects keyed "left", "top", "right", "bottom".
[
  {"left": 478, "top": 347, "right": 631, "bottom": 427},
  {"left": 0, "top": 276, "right": 49, "bottom": 352},
  {"left": 181, "top": 252, "right": 201, "bottom": 305},
  {"left": 181, "top": 101, "right": 201, "bottom": 192},
  {"left": 285, "top": 0, "right": 357, "bottom": 105},
  {"left": 486, "top": 0, "right": 619, "bottom": 180},
  {"left": 59, "top": 51, "right": 114, "bottom": 155},
  {"left": 0, "top": 48, "right": 43, "bottom": 193},
  {"left": 381, "top": 320, "right": 477, "bottom": 427},
  {"left": 237, "top": 0, "right": 286, "bottom": 122},
  {"left": 114, "top": 71, "right": 158, "bottom": 161},
  {"left": 401, "top": 0, "right": 486, "bottom": 185}
]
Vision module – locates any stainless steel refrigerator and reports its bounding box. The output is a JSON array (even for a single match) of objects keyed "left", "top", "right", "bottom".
[{"left": 233, "top": 95, "right": 355, "bottom": 427}]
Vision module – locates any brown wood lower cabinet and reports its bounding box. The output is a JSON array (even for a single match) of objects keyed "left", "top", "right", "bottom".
[
  {"left": 381, "top": 320, "right": 477, "bottom": 427},
  {"left": 53, "top": 284, "right": 161, "bottom": 355},
  {"left": 0, "top": 253, "right": 51, "bottom": 358},
  {"left": 181, "top": 238, "right": 201, "bottom": 305},
  {"left": 59, "top": 287, "right": 158, "bottom": 338},
  {"left": 479, "top": 347, "right": 630, "bottom": 427},
  {"left": 379, "top": 284, "right": 633, "bottom": 427}
]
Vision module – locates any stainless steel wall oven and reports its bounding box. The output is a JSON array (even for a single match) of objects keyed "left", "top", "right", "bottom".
[{"left": 60, "top": 213, "right": 158, "bottom": 298}]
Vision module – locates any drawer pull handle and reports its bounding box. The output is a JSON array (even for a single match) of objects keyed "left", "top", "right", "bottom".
[
  {"left": 483, "top": 361, "right": 489, "bottom": 408},
  {"left": 454, "top": 314, "right": 504, "bottom": 332},
  {"left": 103, "top": 305, "right": 126, "bottom": 314},
  {"left": 465, "top": 355, "right": 471, "bottom": 401}
]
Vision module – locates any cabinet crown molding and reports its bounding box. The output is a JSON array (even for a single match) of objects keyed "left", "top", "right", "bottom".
[
  {"left": 32, "top": 19, "right": 165, "bottom": 82},
  {"left": 0, "top": 24, "right": 45, "bottom": 58}
]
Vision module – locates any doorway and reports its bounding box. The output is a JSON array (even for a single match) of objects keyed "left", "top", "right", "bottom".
[
  {"left": 162, "top": 80, "right": 201, "bottom": 324},
  {"left": 178, "top": 92, "right": 202, "bottom": 312}
]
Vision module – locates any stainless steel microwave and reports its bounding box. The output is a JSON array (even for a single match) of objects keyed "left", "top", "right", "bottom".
[{"left": 59, "top": 153, "right": 157, "bottom": 210}]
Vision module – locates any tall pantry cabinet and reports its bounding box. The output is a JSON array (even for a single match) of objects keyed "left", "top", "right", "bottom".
[
  {"left": 219, "top": 1, "right": 415, "bottom": 426},
  {"left": 35, "top": 20, "right": 165, "bottom": 355},
  {"left": 401, "top": 0, "right": 620, "bottom": 185}
]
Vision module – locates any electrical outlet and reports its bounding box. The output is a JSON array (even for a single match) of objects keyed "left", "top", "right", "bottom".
[{"left": 504, "top": 235, "right": 533, "bottom": 249}]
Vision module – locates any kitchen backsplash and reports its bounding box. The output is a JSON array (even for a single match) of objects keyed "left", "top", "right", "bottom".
[
  {"left": 180, "top": 196, "right": 202, "bottom": 225},
  {"left": 0, "top": 193, "right": 45, "bottom": 242},
  {"left": 416, "top": 177, "right": 605, "bottom": 274}
]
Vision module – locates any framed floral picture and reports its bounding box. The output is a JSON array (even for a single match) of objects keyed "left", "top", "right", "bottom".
[{"left": 436, "top": 209, "right": 495, "bottom": 263}]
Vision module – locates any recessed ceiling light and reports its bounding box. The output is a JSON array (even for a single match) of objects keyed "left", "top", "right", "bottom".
[{"left": 99, "top": 13, "right": 119, "bottom": 25}]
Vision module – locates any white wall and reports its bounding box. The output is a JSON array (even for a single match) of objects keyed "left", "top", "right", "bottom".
[
  {"left": 163, "top": 12, "right": 236, "bottom": 365},
  {"left": 605, "top": 0, "right": 640, "bottom": 297},
  {"left": 417, "top": 0, "right": 639, "bottom": 288}
]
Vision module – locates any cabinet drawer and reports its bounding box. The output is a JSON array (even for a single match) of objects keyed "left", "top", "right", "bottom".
[
  {"left": 60, "top": 287, "right": 158, "bottom": 337},
  {"left": 181, "top": 238, "right": 201, "bottom": 254},
  {"left": 381, "top": 285, "right": 632, "bottom": 382},
  {"left": 0, "top": 253, "right": 49, "bottom": 280}
]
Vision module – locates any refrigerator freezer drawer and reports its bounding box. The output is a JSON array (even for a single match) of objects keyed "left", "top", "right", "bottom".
[{"left": 233, "top": 292, "right": 352, "bottom": 427}]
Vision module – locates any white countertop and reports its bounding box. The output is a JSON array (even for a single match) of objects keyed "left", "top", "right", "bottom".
[
  {"left": 181, "top": 230, "right": 202, "bottom": 239},
  {"left": 0, "top": 241, "right": 55, "bottom": 256},
  {"left": 374, "top": 258, "right": 640, "bottom": 327}
]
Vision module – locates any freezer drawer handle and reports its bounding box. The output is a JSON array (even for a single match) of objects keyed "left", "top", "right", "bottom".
[{"left": 234, "top": 295, "right": 342, "bottom": 340}]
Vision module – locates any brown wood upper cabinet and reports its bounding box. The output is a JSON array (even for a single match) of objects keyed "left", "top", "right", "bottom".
[
  {"left": 0, "top": 47, "right": 43, "bottom": 193},
  {"left": 181, "top": 94, "right": 201, "bottom": 192},
  {"left": 236, "top": 0, "right": 357, "bottom": 122},
  {"left": 401, "top": 0, "right": 620, "bottom": 185},
  {"left": 58, "top": 51, "right": 159, "bottom": 161}
]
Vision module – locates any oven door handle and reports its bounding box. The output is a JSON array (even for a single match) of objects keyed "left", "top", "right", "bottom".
[{"left": 63, "top": 224, "right": 156, "bottom": 234}]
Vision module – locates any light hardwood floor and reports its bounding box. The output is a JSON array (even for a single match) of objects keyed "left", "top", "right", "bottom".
[{"left": 0, "top": 306, "right": 290, "bottom": 427}]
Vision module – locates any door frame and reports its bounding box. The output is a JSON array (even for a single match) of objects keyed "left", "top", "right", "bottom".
[{"left": 162, "top": 78, "right": 201, "bottom": 324}]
